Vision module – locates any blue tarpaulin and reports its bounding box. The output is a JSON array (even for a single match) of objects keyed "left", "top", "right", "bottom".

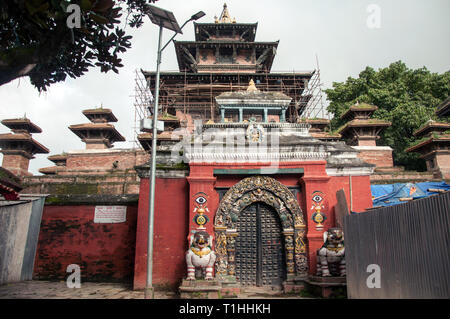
[{"left": 371, "top": 181, "right": 450, "bottom": 207}]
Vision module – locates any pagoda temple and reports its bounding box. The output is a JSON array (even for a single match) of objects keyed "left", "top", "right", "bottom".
[
  {"left": 134, "top": 12, "right": 376, "bottom": 287},
  {"left": 35, "top": 107, "right": 148, "bottom": 194},
  {"left": 142, "top": 4, "right": 314, "bottom": 131},
  {"left": 0, "top": 4, "right": 380, "bottom": 294},
  {"left": 338, "top": 103, "right": 391, "bottom": 147},
  {"left": 337, "top": 102, "right": 395, "bottom": 169},
  {"left": 0, "top": 117, "right": 49, "bottom": 176},
  {"left": 69, "top": 107, "right": 125, "bottom": 150},
  {"left": 38, "top": 154, "right": 67, "bottom": 175},
  {"left": 406, "top": 120, "right": 450, "bottom": 179}
]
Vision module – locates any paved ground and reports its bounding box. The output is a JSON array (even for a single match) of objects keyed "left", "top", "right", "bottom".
[
  {"left": 0, "top": 281, "right": 313, "bottom": 299},
  {"left": 0, "top": 281, "right": 173, "bottom": 299}
]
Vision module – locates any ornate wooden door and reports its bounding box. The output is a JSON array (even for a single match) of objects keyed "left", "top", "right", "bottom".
[{"left": 235, "top": 202, "right": 286, "bottom": 286}]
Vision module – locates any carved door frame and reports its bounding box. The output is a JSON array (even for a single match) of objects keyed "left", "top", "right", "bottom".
[{"left": 214, "top": 176, "right": 308, "bottom": 282}]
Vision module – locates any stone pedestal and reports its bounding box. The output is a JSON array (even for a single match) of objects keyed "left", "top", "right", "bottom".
[
  {"left": 304, "top": 275, "right": 347, "bottom": 298},
  {"left": 283, "top": 275, "right": 307, "bottom": 293},
  {"left": 218, "top": 275, "right": 240, "bottom": 298},
  {"left": 179, "top": 279, "right": 221, "bottom": 299}
]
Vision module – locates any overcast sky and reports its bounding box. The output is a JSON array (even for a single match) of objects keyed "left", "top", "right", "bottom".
[{"left": 1, "top": 0, "right": 449, "bottom": 174}]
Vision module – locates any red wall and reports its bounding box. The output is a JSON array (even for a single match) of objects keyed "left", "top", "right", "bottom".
[
  {"left": 132, "top": 163, "right": 373, "bottom": 287},
  {"left": 133, "top": 177, "right": 189, "bottom": 290},
  {"left": 33, "top": 205, "right": 138, "bottom": 282},
  {"left": 187, "top": 161, "right": 373, "bottom": 275}
]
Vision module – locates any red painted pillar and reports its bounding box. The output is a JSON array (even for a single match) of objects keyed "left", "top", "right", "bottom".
[
  {"left": 133, "top": 176, "right": 189, "bottom": 290},
  {"left": 187, "top": 164, "right": 219, "bottom": 239},
  {"left": 350, "top": 175, "right": 373, "bottom": 212},
  {"left": 134, "top": 178, "right": 150, "bottom": 290},
  {"left": 300, "top": 161, "right": 331, "bottom": 275}
]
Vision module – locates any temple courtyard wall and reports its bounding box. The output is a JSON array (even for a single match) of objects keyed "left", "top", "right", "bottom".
[{"left": 18, "top": 162, "right": 445, "bottom": 289}]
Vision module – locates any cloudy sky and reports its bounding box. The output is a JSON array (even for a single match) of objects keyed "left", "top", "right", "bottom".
[{"left": 1, "top": 0, "right": 449, "bottom": 174}]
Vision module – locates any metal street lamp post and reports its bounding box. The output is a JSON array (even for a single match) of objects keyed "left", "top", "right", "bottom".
[{"left": 145, "top": 5, "right": 205, "bottom": 299}]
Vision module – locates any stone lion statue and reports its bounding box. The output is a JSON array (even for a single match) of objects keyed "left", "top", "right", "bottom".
[
  {"left": 316, "top": 227, "right": 345, "bottom": 277},
  {"left": 186, "top": 230, "right": 216, "bottom": 280}
]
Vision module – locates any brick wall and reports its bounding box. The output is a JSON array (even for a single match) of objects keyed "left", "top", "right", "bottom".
[
  {"left": 33, "top": 204, "right": 138, "bottom": 282},
  {"left": 357, "top": 139, "right": 377, "bottom": 147},
  {"left": 65, "top": 150, "right": 148, "bottom": 172},
  {"left": 22, "top": 173, "right": 141, "bottom": 195},
  {"left": 1, "top": 154, "right": 31, "bottom": 176},
  {"left": 354, "top": 147, "right": 394, "bottom": 168}
]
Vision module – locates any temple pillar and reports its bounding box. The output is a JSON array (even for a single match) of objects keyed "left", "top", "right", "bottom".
[
  {"left": 220, "top": 108, "right": 225, "bottom": 123},
  {"left": 187, "top": 165, "right": 218, "bottom": 236},
  {"left": 238, "top": 108, "right": 243, "bottom": 122},
  {"left": 263, "top": 109, "right": 268, "bottom": 122},
  {"left": 299, "top": 162, "right": 331, "bottom": 275},
  {"left": 225, "top": 230, "right": 238, "bottom": 277},
  {"left": 283, "top": 229, "right": 296, "bottom": 281},
  {"left": 281, "top": 109, "right": 286, "bottom": 122}
]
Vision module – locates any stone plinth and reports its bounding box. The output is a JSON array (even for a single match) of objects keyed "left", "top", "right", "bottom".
[
  {"left": 304, "top": 275, "right": 347, "bottom": 298},
  {"left": 179, "top": 279, "right": 221, "bottom": 299},
  {"left": 217, "top": 275, "right": 240, "bottom": 298},
  {"left": 283, "top": 276, "right": 307, "bottom": 293}
]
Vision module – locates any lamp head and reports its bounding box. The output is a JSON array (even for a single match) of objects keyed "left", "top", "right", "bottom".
[{"left": 190, "top": 11, "right": 206, "bottom": 21}]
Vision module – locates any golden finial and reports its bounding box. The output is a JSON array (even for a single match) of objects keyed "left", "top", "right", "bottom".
[
  {"left": 218, "top": 3, "right": 234, "bottom": 23},
  {"left": 247, "top": 79, "right": 258, "bottom": 92}
]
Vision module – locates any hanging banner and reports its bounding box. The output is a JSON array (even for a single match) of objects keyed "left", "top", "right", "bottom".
[{"left": 94, "top": 206, "right": 127, "bottom": 223}]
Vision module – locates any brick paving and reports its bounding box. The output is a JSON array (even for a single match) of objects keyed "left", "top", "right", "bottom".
[
  {"left": 0, "top": 281, "right": 175, "bottom": 299},
  {"left": 0, "top": 281, "right": 314, "bottom": 299}
]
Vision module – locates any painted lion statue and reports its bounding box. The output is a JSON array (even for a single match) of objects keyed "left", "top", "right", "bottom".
[
  {"left": 186, "top": 230, "right": 216, "bottom": 280},
  {"left": 316, "top": 227, "right": 346, "bottom": 277}
]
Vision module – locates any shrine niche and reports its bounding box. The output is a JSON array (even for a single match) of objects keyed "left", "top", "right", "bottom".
[{"left": 214, "top": 176, "right": 308, "bottom": 285}]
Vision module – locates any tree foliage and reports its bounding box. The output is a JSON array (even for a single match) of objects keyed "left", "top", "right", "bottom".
[
  {"left": 325, "top": 61, "right": 450, "bottom": 171},
  {"left": 0, "top": 0, "right": 157, "bottom": 91}
]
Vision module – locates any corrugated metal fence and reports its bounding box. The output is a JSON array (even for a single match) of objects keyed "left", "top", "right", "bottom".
[
  {"left": 0, "top": 195, "right": 46, "bottom": 285},
  {"left": 344, "top": 192, "right": 450, "bottom": 298}
]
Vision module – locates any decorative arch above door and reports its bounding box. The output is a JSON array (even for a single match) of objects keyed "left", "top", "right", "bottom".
[{"left": 214, "top": 176, "right": 308, "bottom": 281}]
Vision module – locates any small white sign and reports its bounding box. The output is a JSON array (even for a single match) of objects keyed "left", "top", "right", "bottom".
[
  {"left": 94, "top": 206, "right": 127, "bottom": 223},
  {"left": 140, "top": 118, "right": 164, "bottom": 133}
]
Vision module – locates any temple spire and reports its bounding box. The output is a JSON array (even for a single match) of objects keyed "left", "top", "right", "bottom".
[{"left": 216, "top": 3, "right": 236, "bottom": 23}]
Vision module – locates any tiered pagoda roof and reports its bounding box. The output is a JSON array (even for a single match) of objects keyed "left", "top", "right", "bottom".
[
  {"left": 142, "top": 4, "right": 314, "bottom": 123},
  {"left": 69, "top": 107, "right": 125, "bottom": 149},
  {"left": 337, "top": 102, "right": 391, "bottom": 146},
  {"left": 174, "top": 4, "right": 277, "bottom": 73},
  {"left": 1, "top": 118, "right": 42, "bottom": 134},
  {"left": 82, "top": 108, "right": 118, "bottom": 123},
  {"left": 436, "top": 96, "right": 450, "bottom": 118},
  {"left": 0, "top": 118, "right": 49, "bottom": 158},
  {"left": 38, "top": 153, "right": 68, "bottom": 175},
  {"left": 406, "top": 120, "right": 450, "bottom": 155}
]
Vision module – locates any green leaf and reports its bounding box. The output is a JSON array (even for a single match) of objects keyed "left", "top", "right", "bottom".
[
  {"left": 90, "top": 12, "right": 109, "bottom": 24},
  {"left": 81, "top": 0, "right": 93, "bottom": 11}
]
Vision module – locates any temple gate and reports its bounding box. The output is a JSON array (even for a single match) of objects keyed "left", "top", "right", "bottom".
[{"left": 214, "top": 176, "right": 308, "bottom": 286}]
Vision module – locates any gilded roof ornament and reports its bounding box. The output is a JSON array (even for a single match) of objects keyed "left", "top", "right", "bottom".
[
  {"left": 217, "top": 3, "right": 236, "bottom": 23},
  {"left": 247, "top": 79, "right": 258, "bottom": 92}
]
